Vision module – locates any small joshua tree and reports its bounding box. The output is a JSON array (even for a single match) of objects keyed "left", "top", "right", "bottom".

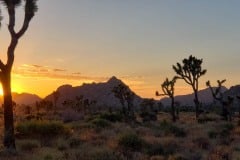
[
  {"left": 112, "top": 84, "right": 135, "bottom": 120},
  {"left": 140, "top": 98, "right": 157, "bottom": 122},
  {"left": 206, "top": 80, "right": 234, "bottom": 121},
  {"left": 156, "top": 77, "right": 177, "bottom": 122},
  {"left": 173, "top": 55, "right": 207, "bottom": 119}
]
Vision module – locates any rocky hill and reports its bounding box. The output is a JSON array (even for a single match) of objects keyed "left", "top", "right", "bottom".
[
  {"left": 0, "top": 92, "right": 42, "bottom": 105},
  {"left": 45, "top": 76, "right": 143, "bottom": 109}
]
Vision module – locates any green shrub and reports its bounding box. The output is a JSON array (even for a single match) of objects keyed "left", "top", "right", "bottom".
[
  {"left": 16, "top": 121, "right": 70, "bottom": 137},
  {"left": 68, "top": 137, "right": 83, "bottom": 148},
  {"left": 219, "top": 123, "right": 234, "bottom": 137},
  {"left": 91, "top": 118, "right": 111, "bottom": 128},
  {"left": 140, "top": 111, "right": 157, "bottom": 122},
  {"left": 208, "top": 131, "right": 218, "bottom": 139},
  {"left": 99, "top": 112, "right": 123, "bottom": 122},
  {"left": 222, "top": 123, "right": 234, "bottom": 130},
  {"left": 89, "top": 148, "right": 120, "bottom": 160},
  {"left": 18, "top": 139, "right": 39, "bottom": 152},
  {"left": 74, "top": 146, "right": 121, "bottom": 160},
  {"left": 118, "top": 133, "right": 144, "bottom": 151},
  {"left": 193, "top": 137, "right": 210, "bottom": 150},
  {"left": 159, "top": 120, "right": 186, "bottom": 137},
  {"left": 145, "top": 143, "right": 164, "bottom": 156},
  {"left": 57, "top": 138, "right": 68, "bottom": 151},
  {"left": 44, "top": 154, "right": 53, "bottom": 160}
]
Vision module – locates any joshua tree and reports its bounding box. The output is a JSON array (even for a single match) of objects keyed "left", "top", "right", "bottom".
[
  {"left": 140, "top": 98, "right": 157, "bottom": 122},
  {"left": 156, "top": 77, "right": 177, "bottom": 122},
  {"left": 112, "top": 84, "right": 135, "bottom": 120},
  {"left": 0, "top": 0, "right": 38, "bottom": 151},
  {"left": 206, "top": 80, "right": 234, "bottom": 121},
  {"left": 173, "top": 55, "right": 207, "bottom": 119}
]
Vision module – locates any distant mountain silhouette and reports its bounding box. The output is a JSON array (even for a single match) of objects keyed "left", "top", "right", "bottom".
[
  {"left": 223, "top": 85, "right": 240, "bottom": 97},
  {"left": 0, "top": 93, "right": 42, "bottom": 105},
  {"left": 45, "top": 76, "right": 143, "bottom": 108},
  {"left": 160, "top": 87, "right": 228, "bottom": 106}
]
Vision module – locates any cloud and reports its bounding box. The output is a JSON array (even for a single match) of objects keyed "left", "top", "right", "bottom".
[
  {"left": 72, "top": 72, "right": 81, "bottom": 75},
  {"left": 53, "top": 68, "right": 66, "bottom": 72},
  {"left": 13, "top": 64, "right": 107, "bottom": 82}
]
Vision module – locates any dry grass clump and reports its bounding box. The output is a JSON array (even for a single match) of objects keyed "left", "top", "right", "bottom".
[
  {"left": 17, "top": 139, "right": 40, "bottom": 152},
  {"left": 16, "top": 120, "right": 70, "bottom": 137}
]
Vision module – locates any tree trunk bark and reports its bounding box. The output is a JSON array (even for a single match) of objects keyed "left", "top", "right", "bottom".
[
  {"left": 194, "top": 90, "right": 200, "bottom": 119},
  {"left": 2, "top": 70, "right": 16, "bottom": 152},
  {"left": 171, "top": 97, "right": 176, "bottom": 122}
]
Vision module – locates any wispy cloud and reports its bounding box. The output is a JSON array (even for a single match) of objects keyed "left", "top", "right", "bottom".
[
  {"left": 13, "top": 64, "right": 107, "bottom": 82},
  {"left": 53, "top": 68, "right": 66, "bottom": 72}
]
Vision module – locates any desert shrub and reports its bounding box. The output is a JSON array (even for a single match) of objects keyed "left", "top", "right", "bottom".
[
  {"left": 150, "top": 155, "right": 165, "bottom": 160},
  {"left": 146, "top": 139, "right": 178, "bottom": 158},
  {"left": 219, "top": 123, "right": 234, "bottom": 137},
  {"left": 208, "top": 130, "right": 218, "bottom": 139},
  {"left": 74, "top": 146, "right": 121, "bottom": 160},
  {"left": 68, "top": 136, "right": 83, "bottom": 148},
  {"left": 44, "top": 154, "right": 53, "bottom": 160},
  {"left": 16, "top": 120, "right": 70, "bottom": 137},
  {"left": 159, "top": 120, "right": 186, "bottom": 137},
  {"left": 99, "top": 112, "right": 123, "bottom": 122},
  {"left": 89, "top": 148, "right": 121, "bottom": 160},
  {"left": 61, "top": 109, "right": 84, "bottom": 123},
  {"left": 222, "top": 123, "right": 234, "bottom": 130},
  {"left": 145, "top": 143, "right": 164, "bottom": 156},
  {"left": 168, "top": 155, "right": 187, "bottom": 160},
  {"left": 140, "top": 111, "right": 157, "bottom": 122},
  {"left": 18, "top": 139, "right": 39, "bottom": 152},
  {"left": 91, "top": 118, "right": 111, "bottom": 128},
  {"left": 57, "top": 138, "right": 68, "bottom": 151},
  {"left": 193, "top": 137, "right": 210, "bottom": 150},
  {"left": 118, "top": 133, "right": 144, "bottom": 152}
]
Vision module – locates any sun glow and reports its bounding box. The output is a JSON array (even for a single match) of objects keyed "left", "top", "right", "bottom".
[{"left": 0, "top": 88, "right": 3, "bottom": 96}]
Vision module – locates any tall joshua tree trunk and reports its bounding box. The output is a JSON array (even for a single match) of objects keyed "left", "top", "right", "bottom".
[
  {"left": 1, "top": 33, "right": 18, "bottom": 151},
  {"left": 0, "top": 0, "right": 38, "bottom": 152},
  {"left": 193, "top": 90, "right": 200, "bottom": 118},
  {"left": 2, "top": 70, "right": 15, "bottom": 149},
  {"left": 171, "top": 96, "right": 176, "bottom": 122}
]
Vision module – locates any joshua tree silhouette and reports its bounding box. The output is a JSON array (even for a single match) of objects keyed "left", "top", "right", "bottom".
[
  {"left": 173, "top": 55, "right": 207, "bottom": 119},
  {"left": 206, "top": 80, "right": 234, "bottom": 121},
  {"left": 156, "top": 77, "right": 177, "bottom": 122},
  {"left": 0, "top": 0, "right": 38, "bottom": 152},
  {"left": 112, "top": 84, "right": 135, "bottom": 120}
]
